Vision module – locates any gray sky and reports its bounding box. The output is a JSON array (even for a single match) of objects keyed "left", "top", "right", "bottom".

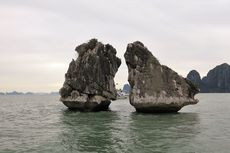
[{"left": 1, "top": 0, "right": 230, "bottom": 92}]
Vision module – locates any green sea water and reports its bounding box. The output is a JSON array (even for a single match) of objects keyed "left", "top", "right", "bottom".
[{"left": 0, "top": 94, "right": 230, "bottom": 153}]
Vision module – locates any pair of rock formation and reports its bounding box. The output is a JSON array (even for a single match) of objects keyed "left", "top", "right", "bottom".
[{"left": 59, "top": 39, "right": 199, "bottom": 113}]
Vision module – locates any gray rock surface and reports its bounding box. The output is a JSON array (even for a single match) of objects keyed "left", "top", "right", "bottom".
[
  {"left": 60, "top": 39, "right": 121, "bottom": 111},
  {"left": 124, "top": 41, "right": 199, "bottom": 113}
]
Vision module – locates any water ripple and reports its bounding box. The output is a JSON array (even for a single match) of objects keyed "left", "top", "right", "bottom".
[{"left": 0, "top": 94, "right": 230, "bottom": 153}]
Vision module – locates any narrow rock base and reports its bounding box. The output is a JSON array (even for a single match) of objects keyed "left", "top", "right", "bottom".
[
  {"left": 135, "top": 106, "right": 181, "bottom": 113},
  {"left": 131, "top": 99, "right": 198, "bottom": 113},
  {"left": 62, "top": 100, "right": 111, "bottom": 112}
]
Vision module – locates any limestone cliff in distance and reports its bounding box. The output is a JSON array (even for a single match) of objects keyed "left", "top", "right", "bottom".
[
  {"left": 187, "top": 63, "right": 230, "bottom": 93},
  {"left": 122, "top": 84, "right": 130, "bottom": 93},
  {"left": 59, "top": 39, "right": 121, "bottom": 111},
  {"left": 124, "top": 41, "right": 199, "bottom": 113}
]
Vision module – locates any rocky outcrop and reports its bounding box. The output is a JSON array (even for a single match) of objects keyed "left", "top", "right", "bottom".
[
  {"left": 124, "top": 41, "right": 199, "bottom": 113},
  {"left": 204, "top": 63, "right": 230, "bottom": 92},
  {"left": 59, "top": 39, "right": 121, "bottom": 111},
  {"left": 187, "top": 63, "right": 230, "bottom": 93},
  {"left": 186, "top": 70, "right": 206, "bottom": 92},
  {"left": 187, "top": 70, "right": 202, "bottom": 86}
]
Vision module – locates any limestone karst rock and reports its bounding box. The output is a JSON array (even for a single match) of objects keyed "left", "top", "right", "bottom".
[
  {"left": 124, "top": 41, "right": 199, "bottom": 113},
  {"left": 59, "top": 39, "right": 121, "bottom": 111},
  {"left": 187, "top": 70, "right": 202, "bottom": 86},
  {"left": 187, "top": 70, "right": 206, "bottom": 92},
  {"left": 203, "top": 63, "right": 230, "bottom": 92},
  {"left": 187, "top": 63, "right": 230, "bottom": 93},
  {"left": 122, "top": 84, "right": 130, "bottom": 93}
]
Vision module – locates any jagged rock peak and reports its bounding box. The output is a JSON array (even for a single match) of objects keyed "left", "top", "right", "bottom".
[
  {"left": 125, "top": 41, "right": 160, "bottom": 69},
  {"left": 124, "top": 41, "right": 199, "bottom": 113},
  {"left": 59, "top": 38, "right": 121, "bottom": 111},
  {"left": 75, "top": 39, "right": 117, "bottom": 57}
]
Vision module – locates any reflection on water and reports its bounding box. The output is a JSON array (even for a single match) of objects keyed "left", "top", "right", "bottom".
[
  {"left": 128, "top": 112, "right": 200, "bottom": 153},
  {"left": 1, "top": 94, "right": 230, "bottom": 153},
  {"left": 60, "top": 110, "right": 119, "bottom": 153},
  {"left": 59, "top": 102, "right": 200, "bottom": 153}
]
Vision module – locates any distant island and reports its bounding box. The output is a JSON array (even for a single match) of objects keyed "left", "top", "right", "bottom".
[
  {"left": 0, "top": 91, "right": 59, "bottom": 95},
  {"left": 187, "top": 63, "right": 230, "bottom": 93},
  {"left": 122, "top": 84, "right": 130, "bottom": 94}
]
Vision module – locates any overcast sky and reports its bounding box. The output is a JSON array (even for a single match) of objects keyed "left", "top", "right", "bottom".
[{"left": 1, "top": 0, "right": 230, "bottom": 92}]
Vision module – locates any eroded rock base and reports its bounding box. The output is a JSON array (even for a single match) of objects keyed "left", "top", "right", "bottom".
[
  {"left": 62, "top": 100, "right": 111, "bottom": 112},
  {"left": 135, "top": 107, "right": 181, "bottom": 113}
]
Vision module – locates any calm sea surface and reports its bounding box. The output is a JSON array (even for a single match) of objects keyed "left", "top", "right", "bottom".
[{"left": 0, "top": 94, "right": 230, "bottom": 153}]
